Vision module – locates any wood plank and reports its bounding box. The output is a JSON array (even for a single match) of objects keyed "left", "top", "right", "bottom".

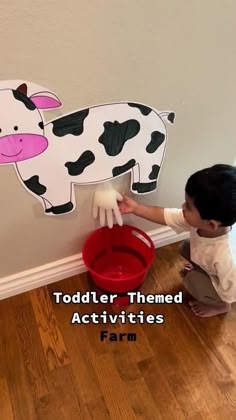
[
  {"left": 117, "top": 320, "right": 155, "bottom": 364},
  {"left": 150, "top": 244, "right": 235, "bottom": 379},
  {"left": 122, "top": 377, "right": 161, "bottom": 419},
  {"left": 14, "top": 301, "right": 50, "bottom": 399},
  {"left": 35, "top": 366, "right": 84, "bottom": 419},
  {"left": 0, "top": 377, "right": 14, "bottom": 420},
  {"left": 48, "top": 273, "right": 119, "bottom": 356},
  {"left": 93, "top": 353, "right": 136, "bottom": 419},
  {"left": 85, "top": 396, "right": 111, "bottom": 419},
  {"left": 0, "top": 299, "right": 37, "bottom": 420},
  {"left": 107, "top": 337, "right": 159, "bottom": 418},
  {"left": 30, "top": 287, "right": 70, "bottom": 370},
  {"left": 50, "top": 296, "right": 105, "bottom": 404},
  {"left": 139, "top": 357, "right": 185, "bottom": 419}
]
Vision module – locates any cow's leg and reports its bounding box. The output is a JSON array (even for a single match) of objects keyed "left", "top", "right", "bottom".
[
  {"left": 130, "top": 163, "right": 160, "bottom": 194},
  {"left": 23, "top": 175, "right": 74, "bottom": 215},
  {"left": 44, "top": 182, "right": 74, "bottom": 215},
  {"left": 42, "top": 197, "right": 52, "bottom": 211}
]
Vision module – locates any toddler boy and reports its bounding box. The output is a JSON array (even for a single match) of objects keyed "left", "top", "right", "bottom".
[{"left": 119, "top": 164, "right": 236, "bottom": 317}]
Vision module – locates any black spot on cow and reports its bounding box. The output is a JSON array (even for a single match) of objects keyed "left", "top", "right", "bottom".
[
  {"left": 112, "top": 159, "right": 136, "bottom": 177},
  {"left": 12, "top": 90, "right": 36, "bottom": 111},
  {"left": 168, "top": 112, "right": 175, "bottom": 123},
  {"left": 132, "top": 181, "right": 157, "bottom": 193},
  {"left": 149, "top": 165, "right": 160, "bottom": 180},
  {"left": 38, "top": 121, "right": 44, "bottom": 129},
  {"left": 52, "top": 109, "right": 89, "bottom": 137},
  {"left": 24, "top": 175, "right": 47, "bottom": 195},
  {"left": 65, "top": 150, "right": 95, "bottom": 176},
  {"left": 99, "top": 119, "right": 140, "bottom": 156},
  {"left": 146, "top": 131, "right": 165, "bottom": 153},
  {"left": 128, "top": 103, "right": 152, "bottom": 116},
  {"left": 46, "top": 202, "right": 74, "bottom": 214}
]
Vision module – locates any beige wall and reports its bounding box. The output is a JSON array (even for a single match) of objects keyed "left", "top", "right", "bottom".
[{"left": 0, "top": 0, "right": 235, "bottom": 277}]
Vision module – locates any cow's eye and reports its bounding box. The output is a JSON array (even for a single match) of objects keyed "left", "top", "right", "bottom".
[
  {"left": 0, "top": 129, "right": 1, "bottom": 133},
  {"left": 14, "top": 126, "right": 18, "bottom": 131}
]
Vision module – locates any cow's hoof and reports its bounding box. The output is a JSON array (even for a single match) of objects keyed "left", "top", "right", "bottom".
[
  {"left": 132, "top": 181, "right": 157, "bottom": 193},
  {"left": 45, "top": 201, "right": 74, "bottom": 214}
]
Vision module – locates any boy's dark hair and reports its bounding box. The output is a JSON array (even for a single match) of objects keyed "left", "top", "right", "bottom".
[{"left": 185, "top": 164, "right": 236, "bottom": 226}]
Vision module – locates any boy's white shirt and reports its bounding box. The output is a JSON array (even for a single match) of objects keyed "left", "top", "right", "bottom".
[{"left": 164, "top": 208, "right": 236, "bottom": 303}]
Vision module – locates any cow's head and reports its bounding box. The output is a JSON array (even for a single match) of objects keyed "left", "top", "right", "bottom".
[{"left": 0, "top": 83, "right": 61, "bottom": 164}]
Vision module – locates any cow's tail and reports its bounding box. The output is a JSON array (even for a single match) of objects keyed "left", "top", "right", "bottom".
[{"left": 159, "top": 111, "right": 175, "bottom": 125}]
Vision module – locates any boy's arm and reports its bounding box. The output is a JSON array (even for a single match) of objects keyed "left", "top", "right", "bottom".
[
  {"left": 119, "top": 194, "right": 189, "bottom": 232},
  {"left": 119, "top": 194, "right": 166, "bottom": 225},
  {"left": 133, "top": 203, "right": 166, "bottom": 225}
]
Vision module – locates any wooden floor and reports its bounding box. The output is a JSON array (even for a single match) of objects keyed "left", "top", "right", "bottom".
[{"left": 0, "top": 242, "right": 236, "bottom": 419}]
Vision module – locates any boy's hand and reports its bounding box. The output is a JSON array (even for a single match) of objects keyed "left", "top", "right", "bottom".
[{"left": 118, "top": 193, "right": 139, "bottom": 214}]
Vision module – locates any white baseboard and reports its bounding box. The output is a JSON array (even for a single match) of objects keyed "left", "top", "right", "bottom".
[{"left": 0, "top": 227, "right": 189, "bottom": 300}]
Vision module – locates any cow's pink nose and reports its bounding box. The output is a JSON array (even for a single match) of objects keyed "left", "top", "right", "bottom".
[{"left": 0, "top": 133, "right": 48, "bottom": 164}]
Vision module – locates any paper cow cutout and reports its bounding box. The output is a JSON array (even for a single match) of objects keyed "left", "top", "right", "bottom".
[{"left": 0, "top": 80, "right": 175, "bottom": 216}]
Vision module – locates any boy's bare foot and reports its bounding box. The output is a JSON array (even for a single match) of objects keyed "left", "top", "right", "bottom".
[
  {"left": 180, "top": 263, "right": 193, "bottom": 277},
  {"left": 189, "top": 300, "right": 231, "bottom": 317}
]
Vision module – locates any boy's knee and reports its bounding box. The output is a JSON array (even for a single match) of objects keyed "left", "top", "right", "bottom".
[
  {"left": 182, "top": 269, "right": 222, "bottom": 304},
  {"left": 179, "top": 239, "right": 190, "bottom": 260}
]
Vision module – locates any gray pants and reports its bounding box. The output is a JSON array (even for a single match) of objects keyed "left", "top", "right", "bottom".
[{"left": 180, "top": 240, "right": 223, "bottom": 304}]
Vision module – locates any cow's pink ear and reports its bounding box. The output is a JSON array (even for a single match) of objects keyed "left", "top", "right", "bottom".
[{"left": 29, "top": 91, "right": 62, "bottom": 110}]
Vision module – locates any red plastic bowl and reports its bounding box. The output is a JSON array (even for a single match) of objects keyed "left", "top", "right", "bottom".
[{"left": 82, "top": 224, "right": 155, "bottom": 305}]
